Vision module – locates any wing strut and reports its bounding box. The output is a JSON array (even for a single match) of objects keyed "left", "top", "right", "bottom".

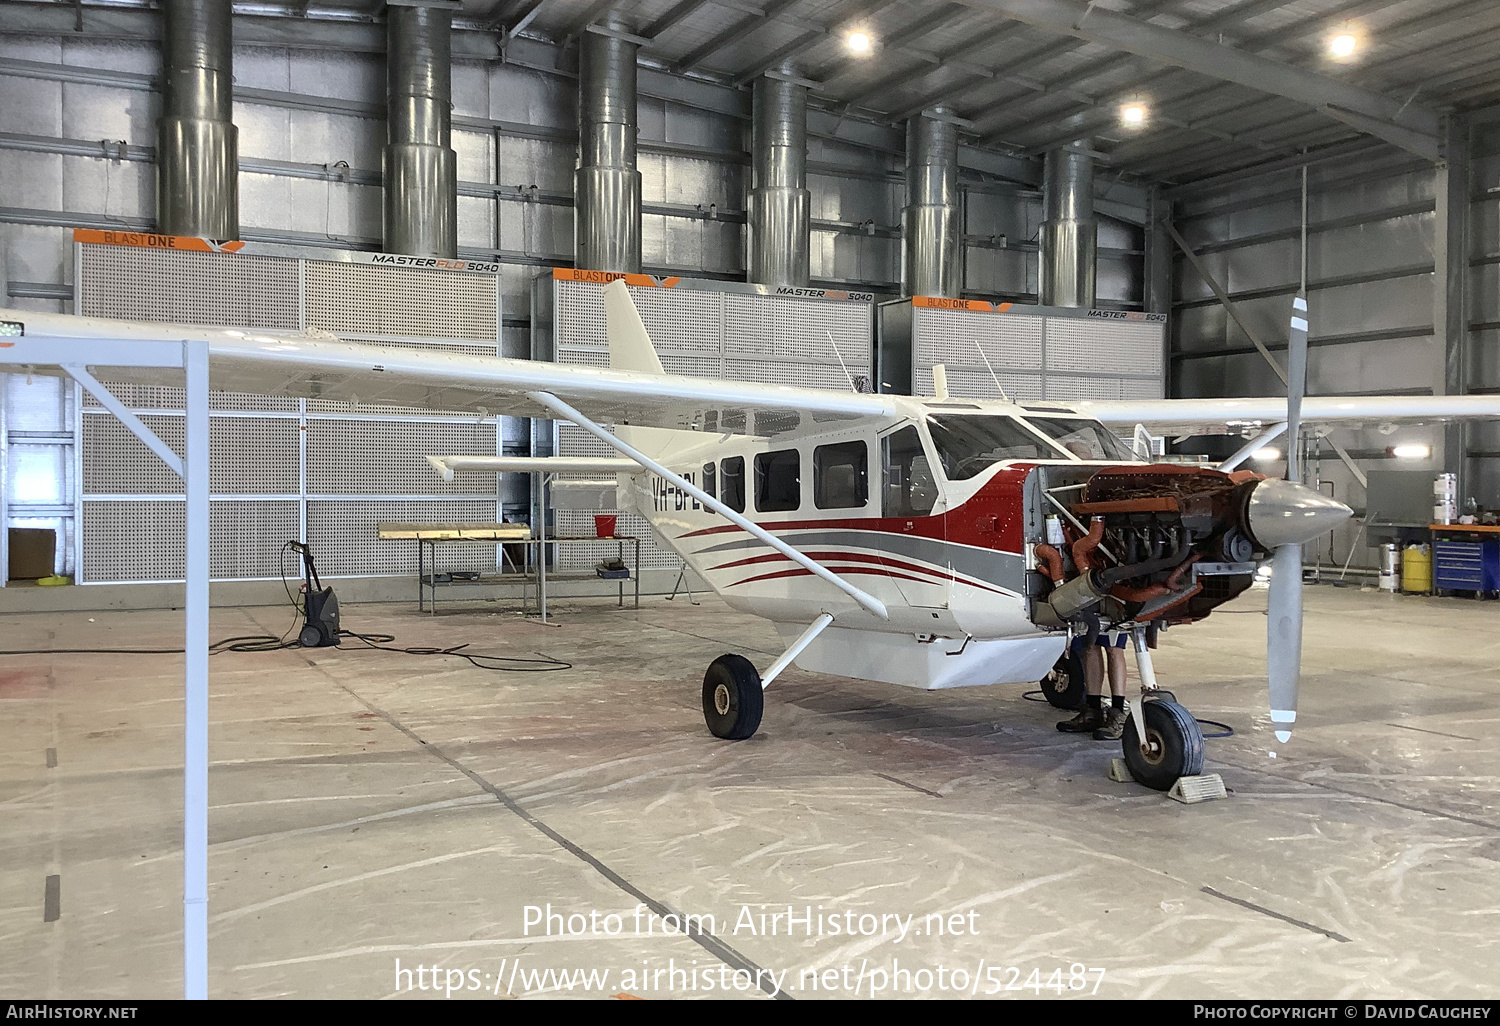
[
  {"left": 526, "top": 391, "right": 890, "bottom": 621},
  {"left": 1218, "top": 422, "right": 1288, "bottom": 473}
]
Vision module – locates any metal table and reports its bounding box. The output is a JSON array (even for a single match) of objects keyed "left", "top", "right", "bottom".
[{"left": 376, "top": 523, "right": 639, "bottom": 616}]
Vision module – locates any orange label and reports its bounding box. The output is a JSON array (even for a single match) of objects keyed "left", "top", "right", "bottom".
[
  {"left": 552, "top": 268, "right": 681, "bottom": 288},
  {"left": 73, "top": 229, "right": 246, "bottom": 254},
  {"left": 912, "top": 296, "right": 1011, "bottom": 313}
]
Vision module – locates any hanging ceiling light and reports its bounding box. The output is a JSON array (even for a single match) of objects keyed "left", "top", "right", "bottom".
[
  {"left": 1392, "top": 444, "right": 1430, "bottom": 459},
  {"left": 1120, "top": 101, "right": 1147, "bottom": 126},
  {"left": 1328, "top": 33, "right": 1359, "bottom": 59},
  {"left": 844, "top": 30, "right": 873, "bottom": 55}
]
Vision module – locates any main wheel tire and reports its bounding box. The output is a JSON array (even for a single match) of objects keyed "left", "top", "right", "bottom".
[
  {"left": 1121, "top": 699, "right": 1205, "bottom": 791},
  {"left": 702, "top": 654, "right": 763, "bottom": 740},
  {"left": 1039, "top": 649, "right": 1087, "bottom": 710}
]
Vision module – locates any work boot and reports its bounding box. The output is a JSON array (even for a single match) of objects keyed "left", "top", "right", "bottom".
[
  {"left": 1057, "top": 707, "right": 1104, "bottom": 733},
  {"left": 1092, "top": 706, "right": 1128, "bottom": 741}
]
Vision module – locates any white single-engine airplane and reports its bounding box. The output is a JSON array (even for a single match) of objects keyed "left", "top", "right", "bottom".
[{"left": 9, "top": 282, "right": 1499, "bottom": 789}]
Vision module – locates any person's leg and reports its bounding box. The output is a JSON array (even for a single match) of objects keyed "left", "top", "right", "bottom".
[
  {"left": 1093, "top": 637, "right": 1131, "bottom": 740},
  {"left": 1107, "top": 645, "right": 1128, "bottom": 703},
  {"left": 1058, "top": 640, "right": 1106, "bottom": 732}
]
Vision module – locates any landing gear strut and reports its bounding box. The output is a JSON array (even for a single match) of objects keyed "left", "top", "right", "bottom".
[{"left": 1121, "top": 626, "right": 1204, "bottom": 791}]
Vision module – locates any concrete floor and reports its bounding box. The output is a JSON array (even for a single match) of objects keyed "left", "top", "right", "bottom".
[{"left": 1, "top": 585, "right": 1497, "bottom": 1000}]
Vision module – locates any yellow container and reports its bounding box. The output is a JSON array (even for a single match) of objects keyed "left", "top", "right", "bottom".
[{"left": 1402, "top": 544, "right": 1432, "bottom": 593}]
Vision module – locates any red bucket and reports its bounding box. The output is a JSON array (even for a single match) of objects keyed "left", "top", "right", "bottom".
[{"left": 594, "top": 514, "right": 617, "bottom": 538}]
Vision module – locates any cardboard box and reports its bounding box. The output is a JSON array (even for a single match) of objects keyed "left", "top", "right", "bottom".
[{"left": 8, "top": 528, "right": 57, "bottom": 580}]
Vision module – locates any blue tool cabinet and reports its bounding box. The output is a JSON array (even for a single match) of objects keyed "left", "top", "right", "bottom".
[{"left": 1432, "top": 536, "right": 1500, "bottom": 595}]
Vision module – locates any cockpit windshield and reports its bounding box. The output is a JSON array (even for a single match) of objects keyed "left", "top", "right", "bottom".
[
  {"left": 927, "top": 415, "right": 1068, "bottom": 481},
  {"left": 1024, "top": 417, "right": 1137, "bottom": 462}
]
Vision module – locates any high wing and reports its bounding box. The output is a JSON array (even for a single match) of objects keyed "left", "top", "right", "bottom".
[
  {"left": 7, "top": 309, "right": 893, "bottom": 438},
  {"left": 1074, "top": 395, "right": 1500, "bottom": 434}
]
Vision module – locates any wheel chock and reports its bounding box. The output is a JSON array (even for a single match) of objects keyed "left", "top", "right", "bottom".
[
  {"left": 1166, "top": 773, "right": 1227, "bottom": 804},
  {"left": 1108, "top": 758, "right": 1132, "bottom": 782}
]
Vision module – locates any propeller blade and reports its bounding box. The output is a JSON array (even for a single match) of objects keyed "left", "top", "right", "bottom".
[
  {"left": 1267, "top": 293, "right": 1310, "bottom": 745},
  {"left": 1267, "top": 542, "right": 1303, "bottom": 744},
  {"left": 1285, "top": 294, "right": 1308, "bottom": 480}
]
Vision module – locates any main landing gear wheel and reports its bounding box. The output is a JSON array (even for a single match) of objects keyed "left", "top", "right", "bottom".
[
  {"left": 1040, "top": 649, "right": 1087, "bottom": 710},
  {"left": 702, "top": 654, "right": 763, "bottom": 740},
  {"left": 1121, "top": 699, "right": 1204, "bottom": 791}
]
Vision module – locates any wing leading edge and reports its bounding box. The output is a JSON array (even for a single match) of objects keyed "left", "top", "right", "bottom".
[
  {"left": 9, "top": 309, "right": 894, "bottom": 438},
  {"left": 1076, "top": 395, "right": 1500, "bottom": 434}
]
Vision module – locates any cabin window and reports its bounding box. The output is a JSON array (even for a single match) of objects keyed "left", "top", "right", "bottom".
[
  {"left": 882, "top": 426, "right": 937, "bottom": 517},
  {"left": 814, "top": 441, "right": 867, "bottom": 510},
  {"left": 754, "top": 449, "right": 801, "bottom": 512},
  {"left": 1024, "top": 417, "right": 1136, "bottom": 462},
  {"left": 928, "top": 415, "right": 1061, "bottom": 480},
  {"left": 720, "top": 457, "right": 745, "bottom": 513},
  {"left": 702, "top": 462, "right": 716, "bottom": 501}
]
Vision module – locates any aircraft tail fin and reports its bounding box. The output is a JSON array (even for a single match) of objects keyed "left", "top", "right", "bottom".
[
  {"left": 605, "top": 279, "right": 665, "bottom": 376},
  {"left": 602, "top": 279, "right": 688, "bottom": 460}
]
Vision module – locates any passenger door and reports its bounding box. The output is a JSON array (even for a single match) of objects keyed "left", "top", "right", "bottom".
[{"left": 879, "top": 425, "right": 951, "bottom": 610}]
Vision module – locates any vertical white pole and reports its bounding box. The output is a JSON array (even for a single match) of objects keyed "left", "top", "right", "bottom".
[{"left": 183, "top": 340, "right": 209, "bottom": 999}]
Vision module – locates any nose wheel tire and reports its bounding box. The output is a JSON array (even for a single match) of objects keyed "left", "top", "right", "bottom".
[
  {"left": 703, "top": 654, "right": 763, "bottom": 740},
  {"left": 1039, "top": 649, "right": 1087, "bottom": 710},
  {"left": 1121, "top": 699, "right": 1204, "bottom": 791}
]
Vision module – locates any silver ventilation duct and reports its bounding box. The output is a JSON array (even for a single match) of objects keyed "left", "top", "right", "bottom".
[
  {"left": 384, "top": 3, "right": 457, "bottom": 258},
  {"left": 1039, "top": 145, "right": 1097, "bottom": 308},
  {"left": 575, "top": 24, "right": 641, "bottom": 273},
  {"left": 157, "top": 0, "right": 238, "bottom": 239},
  {"left": 748, "top": 73, "right": 810, "bottom": 287},
  {"left": 903, "top": 110, "right": 961, "bottom": 298}
]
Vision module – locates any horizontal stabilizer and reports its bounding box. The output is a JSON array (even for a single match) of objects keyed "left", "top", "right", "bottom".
[{"left": 424, "top": 455, "right": 638, "bottom": 481}]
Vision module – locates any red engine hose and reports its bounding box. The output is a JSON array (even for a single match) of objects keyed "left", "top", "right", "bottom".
[
  {"left": 1111, "top": 583, "right": 1168, "bottom": 602},
  {"left": 1166, "top": 553, "right": 1202, "bottom": 591},
  {"left": 1111, "top": 554, "right": 1200, "bottom": 604},
  {"left": 1034, "top": 544, "right": 1065, "bottom": 583},
  {"left": 1071, "top": 517, "right": 1105, "bottom": 573}
]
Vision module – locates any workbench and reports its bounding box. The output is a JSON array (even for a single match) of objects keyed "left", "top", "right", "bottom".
[
  {"left": 376, "top": 522, "right": 640, "bottom": 617},
  {"left": 1429, "top": 523, "right": 1500, "bottom": 598}
]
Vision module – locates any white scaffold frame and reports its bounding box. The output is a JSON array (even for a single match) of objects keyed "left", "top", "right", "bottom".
[{"left": 0, "top": 333, "right": 211, "bottom": 1000}]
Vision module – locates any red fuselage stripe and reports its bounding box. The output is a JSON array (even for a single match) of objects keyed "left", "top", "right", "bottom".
[
  {"left": 703, "top": 549, "right": 1007, "bottom": 594},
  {"left": 726, "top": 566, "right": 943, "bottom": 590}
]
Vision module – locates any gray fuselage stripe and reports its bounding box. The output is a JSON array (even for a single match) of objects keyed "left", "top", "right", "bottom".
[{"left": 683, "top": 529, "right": 1025, "bottom": 592}]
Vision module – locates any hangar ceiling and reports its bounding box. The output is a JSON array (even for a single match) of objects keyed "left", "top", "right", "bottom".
[{"left": 409, "top": 0, "right": 1500, "bottom": 183}]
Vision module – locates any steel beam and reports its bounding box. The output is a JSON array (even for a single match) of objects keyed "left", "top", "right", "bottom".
[
  {"left": 1165, "top": 220, "right": 1287, "bottom": 387},
  {"left": 956, "top": 0, "right": 1439, "bottom": 148},
  {"left": 182, "top": 339, "right": 210, "bottom": 1001},
  {"left": 1440, "top": 116, "right": 1472, "bottom": 498}
]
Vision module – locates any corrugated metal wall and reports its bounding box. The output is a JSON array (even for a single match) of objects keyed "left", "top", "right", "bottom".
[
  {"left": 1170, "top": 150, "right": 1455, "bottom": 570},
  {"left": 0, "top": 33, "right": 1146, "bottom": 332}
]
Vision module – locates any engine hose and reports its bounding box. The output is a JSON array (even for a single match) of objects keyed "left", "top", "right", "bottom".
[
  {"left": 1071, "top": 517, "right": 1105, "bottom": 573},
  {"left": 1165, "top": 553, "right": 1202, "bottom": 591},
  {"left": 1034, "top": 544, "right": 1065, "bottom": 583},
  {"left": 1095, "top": 541, "right": 1191, "bottom": 589},
  {"left": 1110, "top": 582, "right": 1168, "bottom": 603},
  {"left": 1080, "top": 609, "right": 1101, "bottom": 649}
]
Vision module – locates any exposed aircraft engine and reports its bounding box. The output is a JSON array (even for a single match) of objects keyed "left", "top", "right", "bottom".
[{"left": 1028, "top": 464, "right": 1346, "bottom": 636}]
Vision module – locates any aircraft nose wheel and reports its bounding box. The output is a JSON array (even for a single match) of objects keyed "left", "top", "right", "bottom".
[
  {"left": 702, "top": 654, "right": 763, "bottom": 740},
  {"left": 1039, "top": 648, "right": 1087, "bottom": 710},
  {"left": 1121, "top": 699, "right": 1204, "bottom": 791}
]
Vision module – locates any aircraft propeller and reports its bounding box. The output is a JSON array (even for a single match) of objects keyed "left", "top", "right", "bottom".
[{"left": 1265, "top": 293, "right": 1312, "bottom": 746}]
